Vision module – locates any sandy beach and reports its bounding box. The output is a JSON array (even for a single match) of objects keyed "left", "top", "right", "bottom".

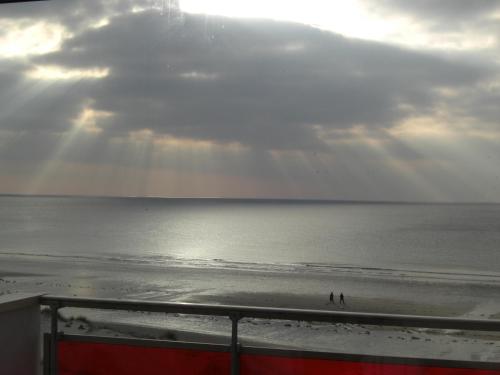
[
  {"left": 2, "top": 252, "right": 500, "bottom": 362},
  {"left": 189, "top": 291, "right": 472, "bottom": 317},
  {"left": 37, "top": 290, "right": 500, "bottom": 363}
]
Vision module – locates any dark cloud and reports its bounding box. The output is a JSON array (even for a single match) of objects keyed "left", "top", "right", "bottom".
[
  {"left": 365, "top": 0, "right": 500, "bottom": 32},
  {"left": 21, "top": 10, "right": 492, "bottom": 151},
  {"left": 371, "top": 0, "right": 500, "bottom": 19},
  {"left": 445, "top": 85, "right": 500, "bottom": 127},
  {"left": 367, "top": 0, "right": 500, "bottom": 22},
  {"left": 0, "top": 81, "right": 95, "bottom": 132},
  {"left": 0, "top": 0, "right": 137, "bottom": 29},
  {"left": 0, "top": 61, "right": 23, "bottom": 96},
  {"left": 1, "top": 1, "right": 500, "bottom": 200}
]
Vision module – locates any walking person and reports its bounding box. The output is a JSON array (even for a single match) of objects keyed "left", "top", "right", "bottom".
[
  {"left": 329, "top": 291, "right": 334, "bottom": 304},
  {"left": 339, "top": 292, "right": 345, "bottom": 305}
]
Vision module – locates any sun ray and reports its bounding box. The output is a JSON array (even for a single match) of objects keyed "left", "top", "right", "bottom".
[{"left": 26, "top": 102, "right": 113, "bottom": 195}]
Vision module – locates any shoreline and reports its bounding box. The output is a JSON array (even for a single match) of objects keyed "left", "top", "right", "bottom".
[
  {"left": 3, "top": 255, "right": 500, "bottom": 321},
  {"left": 3, "top": 255, "right": 500, "bottom": 361}
]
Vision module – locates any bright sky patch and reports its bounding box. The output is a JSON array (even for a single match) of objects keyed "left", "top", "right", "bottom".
[
  {"left": 27, "top": 65, "right": 110, "bottom": 80},
  {"left": 0, "top": 20, "right": 67, "bottom": 58}
]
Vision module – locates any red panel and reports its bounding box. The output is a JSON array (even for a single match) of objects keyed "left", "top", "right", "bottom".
[
  {"left": 240, "top": 354, "right": 500, "bottom": 375},
  {"left": 58, "top": 341, "right": 231, "bottom": 375},
  {"left": 58, "top": 341, "right": 500, "bottom": 375}
]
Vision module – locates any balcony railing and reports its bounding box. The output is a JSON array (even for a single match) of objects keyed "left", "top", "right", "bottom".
[{"left": 40, "top": 295, "right": 500, "bottom": 375}]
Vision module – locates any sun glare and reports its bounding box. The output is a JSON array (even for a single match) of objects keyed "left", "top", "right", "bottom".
[
  {"left": 389, "top": 117, "right": 455, "bottom": 139},
  {"left": 27, "top": 65, "right": 110, "bottom": 80},
  {"left": 180, "top": 0, "right": 402, "bottom": 42},
  {"left": 0, "top": 20, "right": 67, "bottom": 58},
  {"left": 178, "top": 0, "right": 493, "bottom": 50},
  {"left": 73, "top": 106, "right": 114, "bottom": 134}
]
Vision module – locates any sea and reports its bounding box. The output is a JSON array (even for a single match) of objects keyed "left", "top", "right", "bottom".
[
  {"left": 1, "top": 195, "right": 500, "bottom": 279},
  {"left": 3, "top": 195, "right": 500, "bottom": 358}
]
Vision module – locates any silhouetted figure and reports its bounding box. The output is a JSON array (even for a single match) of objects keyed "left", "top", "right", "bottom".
[
  {"left": 329, "top": 292, "right": 334, "bottom": 304},
  {"left": 339, "top": 293, "right": 345, "bottom": 305}
]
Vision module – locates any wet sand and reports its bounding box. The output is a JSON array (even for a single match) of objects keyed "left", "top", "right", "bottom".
[
  {"left": 188, "top": 291, "right": 472, "bottom": 317},
  {"left": 3, "top": 254, "right": 500, "bottom": 361}
]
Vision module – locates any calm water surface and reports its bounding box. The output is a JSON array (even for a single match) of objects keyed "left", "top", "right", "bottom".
[{"left": 1, "top": 196, "right": 500, "bottom": 276}]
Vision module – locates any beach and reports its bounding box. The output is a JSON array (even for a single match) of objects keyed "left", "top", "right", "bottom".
[
  {"left": 3, "top": 252, "right": 500, "bottom": 362},
  {"left": 3, "top": 198, "right": 500, "bottom": 362}
]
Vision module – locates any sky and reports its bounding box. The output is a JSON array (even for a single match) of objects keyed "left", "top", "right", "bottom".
[{"left": 1, "top": 0, "right": 500, "bottom": 201}]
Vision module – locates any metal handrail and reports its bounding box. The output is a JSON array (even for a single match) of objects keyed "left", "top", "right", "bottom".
[
  {"left": 40, "top": 295, "right": 500, "bottom": 331},
  {"left": 40, "top": 294, "right": 500, "bottom": 375}
]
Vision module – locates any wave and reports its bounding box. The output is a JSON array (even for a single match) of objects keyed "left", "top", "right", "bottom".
[{"left": 2, "top": 250, "right": 500, "bottom": 285}]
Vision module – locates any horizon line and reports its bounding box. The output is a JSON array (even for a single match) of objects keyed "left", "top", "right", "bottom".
[{"left": 1, "top": 193, "right": 499, "bottom": 205}]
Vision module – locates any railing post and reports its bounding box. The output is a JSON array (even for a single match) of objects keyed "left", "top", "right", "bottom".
[
  {"left": 43, "top": 333, "right": 51, "bottom": 375},
  {"left": 230, "top": 314, "right": 240, "bottom": 375},
  {"left": 50, "top": 303, "right": 59, "bottom": 375}
]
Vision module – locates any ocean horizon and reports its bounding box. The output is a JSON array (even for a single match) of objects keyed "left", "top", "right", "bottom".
[
  {"left": 3, "top": 193, "right": 500, "bottom": 204},
  {"left": 2, "top": 195, "right": 500, "bottom": 280}
]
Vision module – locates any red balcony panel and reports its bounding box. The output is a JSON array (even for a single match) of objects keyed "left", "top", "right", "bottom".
[
  {"left": 240, "top": 354, "right": 500, "bottom": 375},
  {"left": 57, "top": 340, "right": 500, "bottom": 375},
  {"left": 58, "top": 341, "right": 231, "bottom": 375}
]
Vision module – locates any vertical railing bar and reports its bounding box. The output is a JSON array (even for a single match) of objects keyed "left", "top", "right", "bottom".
[
  {"left": 43, "top": 333, "right": 51, "bottom": 375},
  {"left": 230, "top": 313, "right": 240, "bottom": 375},
  {"left": 50, "top": 303, "right": 59, "bottom": 375}
]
